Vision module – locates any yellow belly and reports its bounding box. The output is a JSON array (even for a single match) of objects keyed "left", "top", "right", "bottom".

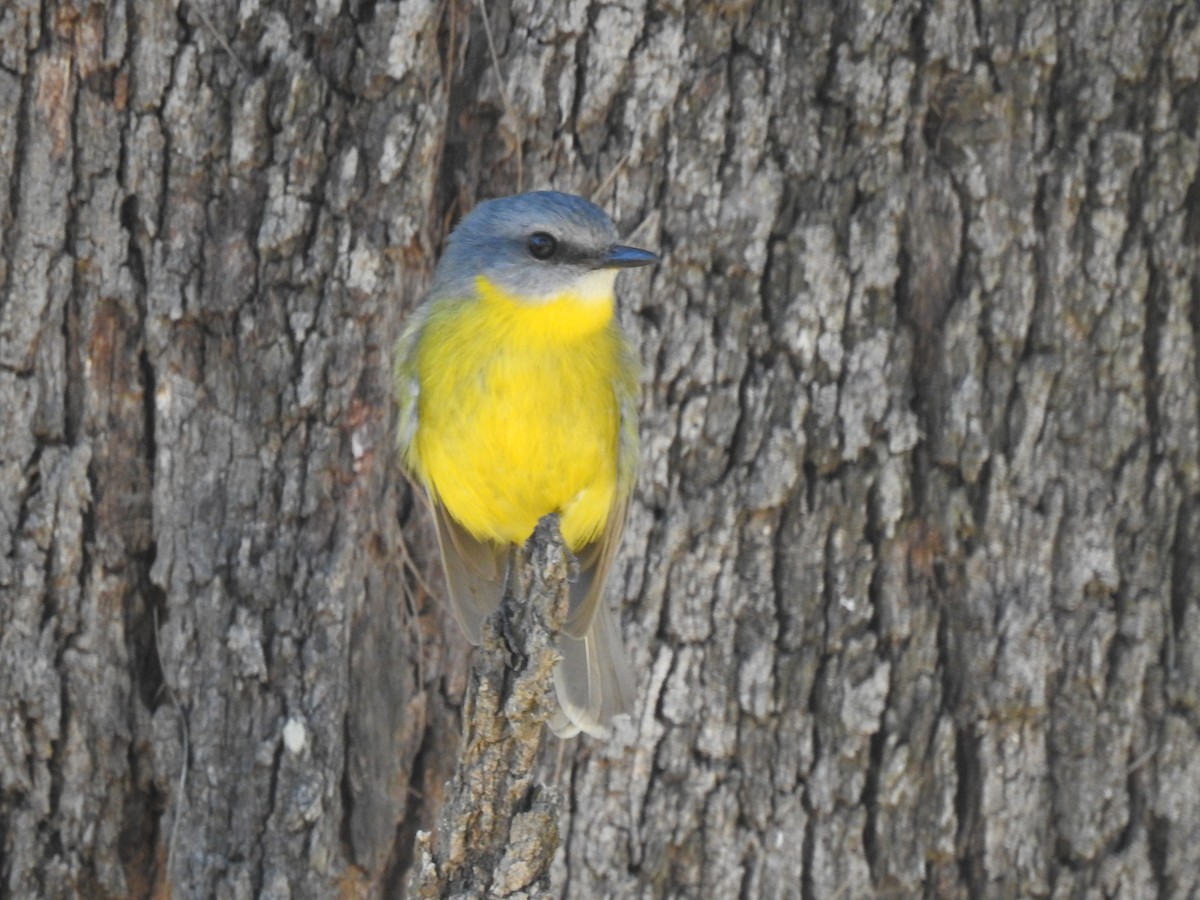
[{"left": 411, "top": 278, "right": 624, "bottom": 550}]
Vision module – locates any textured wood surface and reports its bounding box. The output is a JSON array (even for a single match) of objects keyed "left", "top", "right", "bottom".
[
  {"left": 1, "top": 0, "right": 1198, "bottom": 897},
  {"left": 409, "top": 516, "right": 566, "bottom": 900}
]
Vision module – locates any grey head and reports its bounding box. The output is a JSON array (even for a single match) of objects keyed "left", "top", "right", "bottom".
[{"left": 429, "top": 191, "right": 658, "bottom": 301}]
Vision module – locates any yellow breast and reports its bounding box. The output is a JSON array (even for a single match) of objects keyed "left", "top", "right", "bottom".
[{"left": 411, "top": 275, "right": 626, "bottom": 550}]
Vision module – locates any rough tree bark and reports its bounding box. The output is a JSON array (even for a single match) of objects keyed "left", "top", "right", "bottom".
[
  {"left": 409, "top": 516, "right": 568, "bottom": 900},
  {"left": 1, "top": 0, "right": 1198, "bottom": 898}
]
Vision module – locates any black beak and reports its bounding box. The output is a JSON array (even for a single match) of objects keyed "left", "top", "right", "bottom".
[{"left": 603, "top": 244, "right": 660, "bottom": 268}]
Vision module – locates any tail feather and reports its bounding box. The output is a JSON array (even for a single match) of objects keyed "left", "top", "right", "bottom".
[{"left": 549, "top": 598, "right": 635, "bottom": 738}]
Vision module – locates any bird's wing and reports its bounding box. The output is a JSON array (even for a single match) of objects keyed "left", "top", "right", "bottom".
[
  {"left": 565, "top": 343, "right": 640, "bottom": 638},
  {"left": 567, "top": 491, "right": 628, "bottom": 638},
  {"left": 551, "top": 334, "right": 640, "bottom": 735},
  {"left": 432, "top": 498, "right": 508, "bottom": 644},
  {"left": 395, "top": 306, "right": 508, "bottom": 643}
]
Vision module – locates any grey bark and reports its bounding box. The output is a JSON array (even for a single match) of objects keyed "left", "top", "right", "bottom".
[
  {"left": 1, "top": 0, "right": 1198, "bottom": 899},
  {"left": 409, "top": 516, "right": 567, "bottom": 900}
]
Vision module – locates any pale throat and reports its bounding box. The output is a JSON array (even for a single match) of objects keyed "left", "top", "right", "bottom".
[
  {"left": 559, "top": 268, "right": 619, "bottom": 306},
  {"left": 476, "top": 269, "right": 620, "bottom": 341}
]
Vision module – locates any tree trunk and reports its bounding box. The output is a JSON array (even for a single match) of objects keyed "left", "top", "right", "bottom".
[{"left": 2, "top": 0, "right": 1198, "bottom": 897}]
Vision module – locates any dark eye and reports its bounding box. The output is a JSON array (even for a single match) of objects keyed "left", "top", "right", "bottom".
[{"left": 527, "top": 232, "right": 557, "bottom": 260}]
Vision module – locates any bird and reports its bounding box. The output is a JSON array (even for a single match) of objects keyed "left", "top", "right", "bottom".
[{"left": 394, "top": 190, "right": 658, "bottom": 738}]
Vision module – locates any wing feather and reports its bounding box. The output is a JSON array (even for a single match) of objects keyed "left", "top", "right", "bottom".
[
  {"left": 551, "top": 343, "right": 640, "bottom": 736},
  {"left": 432, "top": 499, "right": 508, "bottom": 644},
  {"left": 564, "top": 350, "right": 639, "bottom": 637}
]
